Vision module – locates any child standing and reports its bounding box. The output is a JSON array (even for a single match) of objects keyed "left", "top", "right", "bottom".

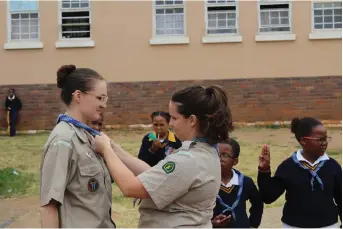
[
  {"left": 258, "top": 117, "right": 342, "bottom": 228},
  {"left": 138, "top": 111, "right": 182, "bottom": 167},
  {"left": 213, "top": 138, "right": 264, "bottom": 228}
]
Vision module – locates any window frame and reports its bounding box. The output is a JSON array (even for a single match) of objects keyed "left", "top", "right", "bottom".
[
  {"left": 152, "top": 0, "right": 187, "bottom": 38},
  {"left": 58, "top": 0, "right": 92, "bottom": 41},
  {"left": 312, "top": 1, "right": 342, "bottom": 32},
  {"left": 257, "top": 0, "right": 292, "bottom": 34},
  {"left": 6, "top": 1, "right": 41, "bottom": 42},
  {"left": 204, "top": 0, "right": 239, "bottom": 36}
]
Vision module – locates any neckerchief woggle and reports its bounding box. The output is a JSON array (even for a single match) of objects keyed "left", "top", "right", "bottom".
[
  {"left": 216, "top": 170, "right": 244, "bottom": 221},
  {"left": 291, "top": 152, "right": 326, "bottom": 191},
  {"left": 56, "top": 114, "right": 100, "bottom": 137}
]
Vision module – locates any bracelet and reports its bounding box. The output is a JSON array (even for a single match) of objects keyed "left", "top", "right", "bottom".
[{"left": 148, "top": 148, "right": 155, "bottom": 153}]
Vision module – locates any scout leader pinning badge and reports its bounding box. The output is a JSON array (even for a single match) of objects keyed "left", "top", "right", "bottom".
[{"left": 88, "top": 178, "right": 100, "bottom": 192}]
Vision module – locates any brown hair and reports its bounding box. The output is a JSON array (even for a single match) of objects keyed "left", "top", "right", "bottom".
[
  {"left": 171, "top": 85, "right": 233, "bottom": 145},
  {"left": 57, "top": 64, "right": 104, "bottom": 105}
]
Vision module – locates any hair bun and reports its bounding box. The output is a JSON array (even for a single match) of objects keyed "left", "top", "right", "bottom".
[
  {"left": 206, "top": 87, "right": 214, "bottom": 95},
  {"left": 291, "top": 117, "right": 301, "bottom": 134},
  {"left": 57, "top": 65, "right": 76, "bottom": 88}
]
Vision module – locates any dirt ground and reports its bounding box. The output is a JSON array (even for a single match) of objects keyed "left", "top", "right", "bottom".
[{"left": 0, "top": 196, "right": 283, "bottom": 228}]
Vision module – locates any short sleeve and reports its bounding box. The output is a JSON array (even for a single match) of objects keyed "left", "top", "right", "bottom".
[
  {"left": 137, "top": 151, "right": 196, "bottom": 210},
  {"left": 40, "top": 139, "right": 73, "bottom": 206}
]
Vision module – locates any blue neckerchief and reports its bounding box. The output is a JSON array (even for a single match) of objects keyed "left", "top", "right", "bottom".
[
  {"left": 57, "top": 114, "right": 100, "bottom": 137},
  {"left": 291, "top": 152, "right": 326, "bottom": 191},
  {"left": 192, "top": 137, "right": 219, "bottom": 154},
  {"left": 216, "top": 170, "right": 244, "bottom": 221}
]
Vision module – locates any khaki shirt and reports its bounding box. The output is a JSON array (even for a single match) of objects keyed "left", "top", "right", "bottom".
[
  {"left": 137, "top": 141, "right": 221, "bottom": 228},
  {"left": 40, "top": 122, "right": 115, "bottom": 228}
]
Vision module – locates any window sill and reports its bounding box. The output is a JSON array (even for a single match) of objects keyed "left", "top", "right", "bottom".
[
  {"left": 149, "top": 36, "right": 190, "bottom": 45},
  {"left": 4, "top": 41, "right": 43, "bottom": 50},
  {"left": 55, "top": 39, "right": 95, "bottom": 48},
  {"left": 202, "top": 35, "right": 242, "bottom": 43},
  {"left": 309, "top": 31, "right": 342, "bottom": 40},
  {"left": 255, "top": 33, "right": 296, "bottom": 42}
]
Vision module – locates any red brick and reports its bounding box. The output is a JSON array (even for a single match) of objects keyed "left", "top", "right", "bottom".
[{"left": 0, "top": 76, "right": 341, "bottom": 130}]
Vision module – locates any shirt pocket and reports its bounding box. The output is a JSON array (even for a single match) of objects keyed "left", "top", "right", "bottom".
[{"left": 78, "top": 163, "right": 104, "bottom": 196}]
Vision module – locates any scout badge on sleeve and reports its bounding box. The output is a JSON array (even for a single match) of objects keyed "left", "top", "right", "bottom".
[{"left": 162, "top": 161, "right": 175, "bottom": 174}]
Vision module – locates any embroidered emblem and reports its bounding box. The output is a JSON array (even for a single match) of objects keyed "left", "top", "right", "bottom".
[
  {"left": 88, "top": 178, "right": 99, "bottom": 192},
  {"left": 162, "top": 161, "right": 175, "bottom": 174}
]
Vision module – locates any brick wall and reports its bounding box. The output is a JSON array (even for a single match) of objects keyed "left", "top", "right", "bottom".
[{"left": 0, "top": 76, "right": 341, "bottom": 130}]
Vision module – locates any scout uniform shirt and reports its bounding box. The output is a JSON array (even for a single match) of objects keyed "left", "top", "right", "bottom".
[
  {"left": 40, "top": 121, "right": 115, "bottom": 228},
  {"left": 137, "top": 141, "right": 221, "bottom": 228}
]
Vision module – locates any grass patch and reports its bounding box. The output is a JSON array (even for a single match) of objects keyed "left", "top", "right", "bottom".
[
  {"left": 0, "top": 127, "right": 341, "bottom": 227},
  {"left": 327, "top": 149, "right": 342, "bottom": 157},
  {"left": 111, "top": 185, "right": 140, "bottom": 228},
  {"left": 0, "top": 167, "right": 37, "bottom": 198}
]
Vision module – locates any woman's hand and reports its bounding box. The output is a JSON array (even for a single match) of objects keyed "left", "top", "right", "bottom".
[{"left": 95, "top": 132, "right": 112, "bottom": 157}]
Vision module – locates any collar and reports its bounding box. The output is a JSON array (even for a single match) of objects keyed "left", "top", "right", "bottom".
[
  {"left": 8, "top": 95, "right": 15, "bottom": 100},
  {"left": 148, "top": 131, "right": 176, "bottom": 142},
  {"left": 296, "top": 149, "right": 329, "bottom": 167},
  {"left": 69, "top": 123, "right": 88, "bottom": 143},
  {"left": 222, "top": 169, "right": 239, "bottom": 188}
]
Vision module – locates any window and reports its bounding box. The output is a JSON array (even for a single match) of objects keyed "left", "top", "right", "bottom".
[
  {"left": 313, "top": 2, "right": 342, "bottom": 30},
  {"left": 206, "top": 0, "right": 238, "bottom": 35},
  {"left": 258, "top": 1, "right": 291, "bottom": 33},
  {"left": 60, "top": 0, "right": 91, "bottom": 39},
  {"left": 154, "top": 0, "right": 185, "bottom": 36},
  {"left": 8, "top": 1, "right": 40, "bottom": 41}
]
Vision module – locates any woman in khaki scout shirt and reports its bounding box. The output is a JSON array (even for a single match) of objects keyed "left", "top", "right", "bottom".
[
  {"left": 95, "top": 85, "right": 234, "bottom": 227},
  {"left": 40, "top": 65, "right": 115, "bottom": 228}
]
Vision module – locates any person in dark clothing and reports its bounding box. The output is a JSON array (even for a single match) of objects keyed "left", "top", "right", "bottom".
[
  {"left": 5, "top": 89, "right": 22, "bottom": 136},
  {"left": 212, "top": 138, "right": 264, "bottom": 228},
  {"left": 258, "top": 117, "right": 342, "bottom": 228},
  {"left": 138, "top": 111, "right": 182, "bottom": 167}
]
